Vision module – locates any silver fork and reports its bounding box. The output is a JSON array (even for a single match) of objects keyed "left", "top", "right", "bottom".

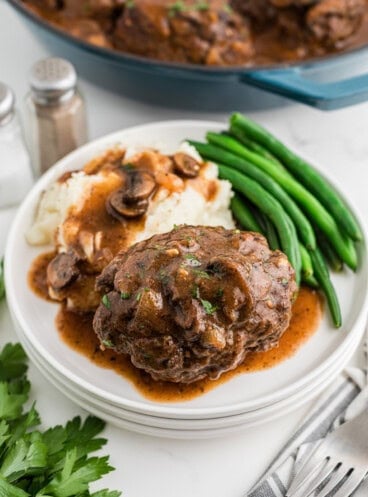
[{"left": 286, "top": 409, "right": 368, "bottom": 497}]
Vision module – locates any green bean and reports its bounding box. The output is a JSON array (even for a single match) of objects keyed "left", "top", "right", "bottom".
[
  {"left": 302, "top": 274, "right": 319, "bottom": 288},
  {"left": 317, "top": 231, "right": 344, "bottom": 272},
  {"left": 191, "top": 139, "right": 316, "bottom": 250},
  {"left": 262, "top": 215, "right": 280, "bottom": 250},
  {"left": 224, "top": 129, "right": 284, "bottom": 168},
  {"left": 217, "top": 165, "right": 301, "bottom": 284},
  {"left": 300, "top": 243, "right": 314, "bottom": 280},
  {"left": 310, "top": 248, "right": 342, "bottom": 328},
  {"left": 194, "top": 135, "right": 357, "bottom": 270},
  {"left": 230, "top": 113, "right": 362, "bottom": 242},
  {"left": 231, "top": 194, "right": 263, "bottom": 234}
]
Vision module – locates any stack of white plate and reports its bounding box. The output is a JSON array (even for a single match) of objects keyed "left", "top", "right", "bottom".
[{"left": 5, "top": 121, "right": 368, "bottom": 439}]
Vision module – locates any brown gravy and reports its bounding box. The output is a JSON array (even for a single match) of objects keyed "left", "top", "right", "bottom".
[
  {"left": 29, "top": 253, "right": 322, "bottom": 402},
  {"left": 21, "top": 1, "right": 368, "bottom": 67}
]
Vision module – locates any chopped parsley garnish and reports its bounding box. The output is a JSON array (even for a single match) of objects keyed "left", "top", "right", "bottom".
[
  {"left": 136, "top": 289, "right": 149, "bottom": 302},
  {"left": 126, "top": 0, "right": 135, "bottom": 7},
  {"left": 183, "top": 254, "right": 201, "bottom": 267},
  {"left": 159, "top": 270, "right": 169, "bottom": 284},
  {"left": 0, "top": 342, "right": 121, "bottom": 496},
  {"left": 194, "top": 1, "right": 209, "bottom": 10},
  {"left": 121, "top": 292, "right": 131, "bottom": 300},
  {"left": 102, "top": 294, "right": 111, "bottom": 309},
  {"left": 222, "top": 2, "right": 233, "bottom": 14},
  {"left": 200, "top": 299, "right": 217, "bottom": 315},
  {"left": 191, "top": 285, "right": 200, "bottom": 298},
  {"left": 168, "top": 0, "right": 186, "bottom": 16},
  {"left": 216, "top": 288, "right": 224, "bottom": 298},
  {"left": 192, "top": 269, "right": 211, "bottom": 279},
  {"left": 82, "top": 2, "right": 92, "bottom": 15},
  {"left": 102, "top": 339, "right": 114, "bottom": 348}
]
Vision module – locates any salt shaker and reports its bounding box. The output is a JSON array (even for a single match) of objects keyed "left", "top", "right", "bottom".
[
  {"left": 0, "top": 83, "right": 34, "bottom": 208},
  {"left": 25, "top": 57, "right": 88, "bottom": 177}
]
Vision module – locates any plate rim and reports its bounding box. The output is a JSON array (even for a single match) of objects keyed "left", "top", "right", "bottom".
[{"left": 18, "top": 320, "right": 362, "bottom": 428}]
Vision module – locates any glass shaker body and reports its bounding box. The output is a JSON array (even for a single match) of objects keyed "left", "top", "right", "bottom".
[
  {"left": 0, "top": 83, "right": 33, "bottom": 208},
  {"left": 25, "top": 58, "right": 88, "bottom": 177},
  {"left": 25, "top": 89, "right": 87, "bottom": 177}
]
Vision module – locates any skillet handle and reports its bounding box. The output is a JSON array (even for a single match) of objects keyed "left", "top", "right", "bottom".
[{"left": 241, "top": 66, "right": 368, "bottom": 110}]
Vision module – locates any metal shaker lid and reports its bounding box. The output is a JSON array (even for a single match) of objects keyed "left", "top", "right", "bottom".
[
  {"left": 30, "top": 57, "right": 77, "bottom": 102},
  {"left": 0, "top": 83, "right": 15, "bottom": 125}
]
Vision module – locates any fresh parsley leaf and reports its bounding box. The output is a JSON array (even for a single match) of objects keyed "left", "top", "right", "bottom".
[
  {"left": 125, "top": 0, "right": 135, "bottom": 7},
  {"left": 101, "top": 340, "right": 114, "bottom": 349},
  {"left": 0, "top": 258, "right": 4, "bottom": 302},
  {"left": 41, "top": 416, "right": 107, "bottom": 473},
  {"left": 0, "top": 342, "right": 121, "bottom": 497},
  {"left": 120, "top": 292, "right": 131, "bottom": 300},
  {"left": 200, "top": 299, "right": 217, "bottom": 315},
  {"left": 0, "top": 420, "right": 10, "bottom": 450},
  {"left": 1, "top": 432, "right": 47, "bottom": 483},
  {"left": 0, "top": 344, "right": 28, "bottom": 382},
  {"left": 6, "top": 405, "right": 41, "bottom": 448},
  {"left": 91, "top": 490, "right": 122, "bottom": 497},
  {"left": 40, "top": 451, "right": 113, "bottom": 497},
  {"left": 0, "top": 381, "right": 29, "bottom": 421},
  {"left": 0, "top": 343, "right": 27, "bottom": 381},
  {"left": 0, "top": 476, "right": 28, "bottom": 497},
  {"left": 102, "top": 295, "right": 111, "bottom": 310}
]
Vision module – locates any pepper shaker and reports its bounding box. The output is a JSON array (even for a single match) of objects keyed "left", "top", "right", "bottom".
[
  {"left": 0, "top": 83, "right": 34, "bottom": 208},
  {"left": 25, "top": 57, "right": 88, "bottom": 177}
]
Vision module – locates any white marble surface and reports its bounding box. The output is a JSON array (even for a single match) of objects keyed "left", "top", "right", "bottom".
[{"left": 0, "top": 2, "right": 368, "bottom": 496}]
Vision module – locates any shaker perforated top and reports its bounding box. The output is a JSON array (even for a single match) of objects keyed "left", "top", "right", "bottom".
[{"left": 29, "top": 58, "right": 77, "bottom": 100}]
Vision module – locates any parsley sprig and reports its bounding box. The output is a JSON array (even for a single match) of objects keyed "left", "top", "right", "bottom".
[{"left": 0, "top": 343, "right": 121, "bottom": 496}]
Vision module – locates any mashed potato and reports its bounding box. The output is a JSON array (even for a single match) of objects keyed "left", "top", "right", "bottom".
[{"left": 27, "top": 142, "right": 235, "bottom": 251}]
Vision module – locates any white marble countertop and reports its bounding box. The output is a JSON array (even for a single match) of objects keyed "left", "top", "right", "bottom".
[{"left": 0, "top": 2, "right": 367, "bottom": 496}]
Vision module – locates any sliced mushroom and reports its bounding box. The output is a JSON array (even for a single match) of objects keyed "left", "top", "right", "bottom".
[
  {"left": 47, "top": 251, "right": 80, "bottom": 290},
  {"left": 108, "top": 189, "right": 149, "bottom": 219},
  {"left": 122, "top": 169, "right": 156, "bottom": 204},
  {"left": 173, "top": 153, "right": 201, "bottom": 178}
]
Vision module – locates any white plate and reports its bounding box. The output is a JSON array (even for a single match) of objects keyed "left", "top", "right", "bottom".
[
  {"left": 5, "top": 120, "right": 368, "bottom": 419},
  {"left": 21, "top": 334, "right": 358, "bottom": 439},
  {"left": 19, "top": 320, "right": 362, "bottom": 432}
]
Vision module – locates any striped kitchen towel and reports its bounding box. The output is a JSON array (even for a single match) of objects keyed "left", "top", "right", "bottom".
[{"left": 247, "top": 333, "right": 368, "bottom": 497}]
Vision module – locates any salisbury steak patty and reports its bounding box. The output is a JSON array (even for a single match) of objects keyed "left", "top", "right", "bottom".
[{"left": 93, "top": 226, "right": 297, "bottom": 383}]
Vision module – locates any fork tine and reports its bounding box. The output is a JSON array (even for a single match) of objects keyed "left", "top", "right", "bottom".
[
  {"left": 287, "top": 459, "right": 340, "bottom": 497},
  {"left": 316, "top": 464, "right": 350, "bottom": 497},
  {"left": 286, "top": 444, "right": 328, "bottom": 496},
  {"left": 304, "top": 458, "right": 339, "bottom": 493},
  {"left": 332, "top": 469, "right": 368, "bottom": 497}
]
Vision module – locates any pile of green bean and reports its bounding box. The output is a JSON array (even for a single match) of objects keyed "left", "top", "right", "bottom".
[{"left": 189, "top": 113, "right": 363, "bottom": 328}]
